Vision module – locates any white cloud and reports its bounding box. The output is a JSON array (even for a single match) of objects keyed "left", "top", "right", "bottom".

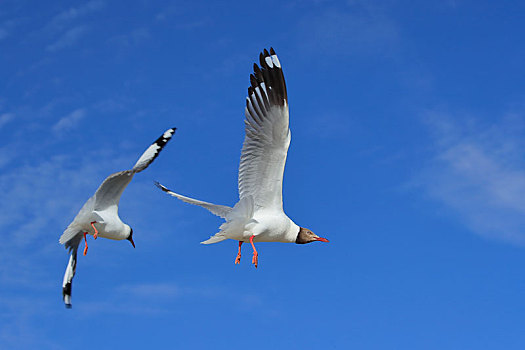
[
  {"left": 46, "top": 25, "right": 87, "bottom": 52},
  {"left": 38, "top": 1, "right": 104, "bottom": 53},
  {"left": 417, "top": 111, "right": 525, "bottom": 245},
  {"left": 52, "top": 108, "right": 86, "bottom": 132}
]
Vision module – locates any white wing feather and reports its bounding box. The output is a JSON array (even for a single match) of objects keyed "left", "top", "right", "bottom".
[
  {"left": 155, "top": 182, "right": 232, "bottom": 219},
  {"left": 239, "top": 48, "right": 290, "bottom": 211}
]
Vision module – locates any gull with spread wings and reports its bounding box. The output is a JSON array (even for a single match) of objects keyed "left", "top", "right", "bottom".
[
  {"left": 59, "top": 127, "right": 176, "bottom": 308},
  {"left": 156, "top": 48, "right": 328, "bottom": 268}
]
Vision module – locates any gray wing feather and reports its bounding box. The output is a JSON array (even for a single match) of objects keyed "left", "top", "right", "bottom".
[
  {"left": 93, "top": 170, "right": 134, "bottom": 211},
  {"left": 155, "top": 182, "right": 232, "bottom": 219}
]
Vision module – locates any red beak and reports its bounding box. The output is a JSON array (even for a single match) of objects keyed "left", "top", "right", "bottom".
[{"left": 316, "top": 237, "right": 330, "bottom": 242}]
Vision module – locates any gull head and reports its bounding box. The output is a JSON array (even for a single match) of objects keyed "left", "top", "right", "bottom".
[
  {"left": 295, "top": 227, "right": 329, "bottom": 244},
  {"left": 125, "top": 225, "right": 135, "bottom": 248}
]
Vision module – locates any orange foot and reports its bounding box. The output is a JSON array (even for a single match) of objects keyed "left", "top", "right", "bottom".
[
  {"left": 91, "top": 221, "right": 99, "bottom": 240},
  {"left": 249, "top": 235, "right": 258, "bottom": 269},
  {"left": 83, "top": 232, "right": 89, "bottom": 256},
  {"left": 235, "top": 241, "right": 243, "bottom": 264}
]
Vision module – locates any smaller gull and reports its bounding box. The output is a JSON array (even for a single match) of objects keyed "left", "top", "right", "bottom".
[
  {"left": 156, "top": 48, "right": 328, "bottom": 268},
  {"left": 59, "top": 127, "right": 176, "bottom": 308}
]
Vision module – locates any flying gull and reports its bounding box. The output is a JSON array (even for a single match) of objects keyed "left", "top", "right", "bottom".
[
  {"left": 59, "top": 127, "right": 176, "bottom": 308},
  {"left": 156, "top": 48, "right": 328, "bottom": 268}
]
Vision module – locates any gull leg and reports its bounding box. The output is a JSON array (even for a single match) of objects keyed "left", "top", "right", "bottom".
[
  {"left": 83, "top": 232, "right": 89, "bottom": 256},
  {"left": 249, "top": 235, "right": 258, "bottom": 269},
  {"left": 91, "top": 221, "right": 99, "bottom": 239},
  {"left": 235, "top": 241, "right": 243, "bottom": 264}
]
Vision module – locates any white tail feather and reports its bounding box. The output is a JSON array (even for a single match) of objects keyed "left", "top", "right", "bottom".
[{"left": 200, "top": 234, "right": 228, "bottom": 244}]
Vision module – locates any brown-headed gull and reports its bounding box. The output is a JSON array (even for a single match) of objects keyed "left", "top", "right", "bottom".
[
  {"left": 156, "top": 48, "right": 328, "bottom": 268},
  {"left": 59, "top": 127, "right": 176, "bottom": 308}
]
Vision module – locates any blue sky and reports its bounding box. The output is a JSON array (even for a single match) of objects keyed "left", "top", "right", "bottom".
[{"left": 1, "top": 0, "right": 525, "bottom": 349}]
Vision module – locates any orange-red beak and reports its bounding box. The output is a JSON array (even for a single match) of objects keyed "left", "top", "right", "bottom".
[{"left": 316, "top": 237, "right": 330, "bottom": 242}]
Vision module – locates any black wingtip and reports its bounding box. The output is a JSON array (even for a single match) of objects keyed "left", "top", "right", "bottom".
[
  {"left": 154, "top": 181, "right": 169, "bottom": 192},
  {"left": 249, "top": 48, "right": 287, "bottom": 107},
  {"left": 249, "top": 74, "right": 258, "bottom": 88},
  {"left": 259, "top": 53, "right": 266, "bottom": 68}
]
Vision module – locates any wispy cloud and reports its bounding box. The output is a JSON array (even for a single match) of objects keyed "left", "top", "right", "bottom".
[
  {"left": 52, "top": 108, "right": 86, "bottom": 132},
  {"left": 0, "top": 148, "right": 127, "bottom": 289},
  {"left": 0, "top": 297, "right": 61, "bottom": 350},
  {"left": 119, "top": 282, "right": 179, "bottom": 299},
  {"left": 75, "top": 281, "right": 264, "bottom": 316},
  {"left": 0, "top": 113, "right": 14, "bottom": 129},
  {"left": 0, "top": 17, "right": 23, "bottom": 41},
  {"left": 416, "top": 111, "right": 525, "bottom": 245},
  {"left": 155, "top": 4, "right": 179, "bottom": 22},
  {"left": 48, "top": 0, "right": 105, "bottom": 30},
  {"left": 107, "top": 27, "right": 150, "bottom": 48},
  {"left": 46, "top": 25, "right": 87, "bottom": 52},
  {"left": 296, "top": 3, "right": 399, "bottom": 57}
]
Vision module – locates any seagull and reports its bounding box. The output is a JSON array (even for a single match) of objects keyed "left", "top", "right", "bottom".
[
  {"left": 156, "top": 48, "right": 328, "bottom": 268},
  {"left": 59, "top": 127, "right": 176, "bottom": 308}
]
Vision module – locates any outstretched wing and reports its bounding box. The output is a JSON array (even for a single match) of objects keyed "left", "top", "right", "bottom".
[
  {"left": 239, "top": 48, "right": 290, "bottom": 211},
  {"left": 133, "top": 128, "right": 176, "bottom": 172},
  {"left": 155, "top": 182, "right": 232, "bottom": 219},
  {"left": 62, "top": 231, "right": 83, "bottom": 308},
  {"left": 94, "top": 127, "right": 176, "bottom": 211}
]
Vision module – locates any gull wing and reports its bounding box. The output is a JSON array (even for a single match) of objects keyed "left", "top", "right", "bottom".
[
  {"left": 155, "top": 182, "right": 232, "bottom": 219},
  {"left": 239, "top": 48, "right": 290, "bottom": 211},
  {"left": 93, "top": 127, "right": 176, "bottom": 211},
  {"left": 62, "top": 231, "right": 83, "bottom": 308}
]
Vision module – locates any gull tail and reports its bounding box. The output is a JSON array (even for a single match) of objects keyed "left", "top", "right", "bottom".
[
  {"left": 201, "top": 196, "right": 255, "bottom": 244},
  {"left": 155, "top": 181, "right": 232, "bottom": 219},
  {"left": 61, "top": 231, "right": 83, "bottom": 308}
]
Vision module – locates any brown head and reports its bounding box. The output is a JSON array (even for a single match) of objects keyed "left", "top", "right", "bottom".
[{"left": 295, "top": 227, "right": 329, "bottom": 244}]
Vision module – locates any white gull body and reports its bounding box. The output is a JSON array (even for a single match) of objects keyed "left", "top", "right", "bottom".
[
  {"left": 156, "top": 48, "right": 328, "bottom": 267},
  {"left": 59, "top": 127, "right": 176, "bottom": 307}
]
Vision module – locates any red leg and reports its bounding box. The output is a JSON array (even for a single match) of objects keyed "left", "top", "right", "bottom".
[
  {"left": 83, "top": 232, "right": 88, "bottom": 256},
  {"left": 249, "top": 235, "right": 258, "bottom": 268},
  {"left": 91, "top": 221, "right": 99, "bottom": 239},
  {"left": 235, "top": 241, "right": 243, "bottom": 264}
]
